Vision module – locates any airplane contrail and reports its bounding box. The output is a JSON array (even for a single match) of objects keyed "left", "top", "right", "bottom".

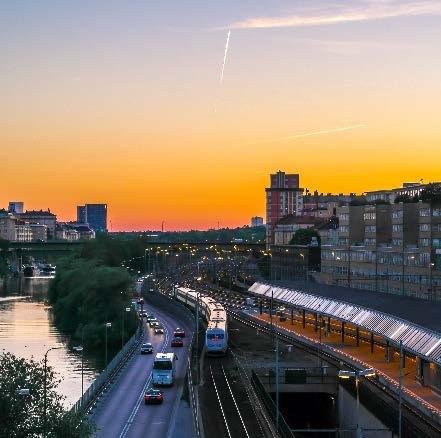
[
  {"left": 220, "top": 30, "right": 231, "bottom": 84},
  {"left": 256, "top": 124, "right": 365, "bottom": 144}
]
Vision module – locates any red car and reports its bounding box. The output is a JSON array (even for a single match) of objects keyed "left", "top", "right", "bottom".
[
  {"left": 144, "top": 388, "right": 163, "bottom": 404},
  {"left": 173, "top": 328, "right": 185, "bottom": 338},
  {"left": 171, "top": 336, "right": 183, "bottom": 347}
]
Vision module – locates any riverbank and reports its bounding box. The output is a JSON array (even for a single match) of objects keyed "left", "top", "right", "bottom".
[{"left": 0, "top": 279, "right": 100, "bottom": 407}]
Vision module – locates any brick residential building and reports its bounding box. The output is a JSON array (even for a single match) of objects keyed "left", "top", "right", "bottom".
[{"left": 265, "top": 171, "right": 303, "bottom": 246}]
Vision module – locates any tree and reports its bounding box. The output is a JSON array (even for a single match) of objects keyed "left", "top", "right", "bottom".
[
  {"left": 0, "top": 238, "right": 10, "bottom": 278},
  {"left": 48, "top": 258, "right": 137, "bottom": 351},
  {"left": 0, "top": 352, "right": 93, "bottom": 437},
  {"left": 420, "top": 183, "right": 441, "bottom": 203},
  {"left": 289, "top": 228, "right": 321, "bottom": 246}
]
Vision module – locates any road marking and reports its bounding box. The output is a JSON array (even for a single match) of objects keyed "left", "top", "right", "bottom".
[{"left": 118, "top": 315, "right": 169, "bottom": 438}]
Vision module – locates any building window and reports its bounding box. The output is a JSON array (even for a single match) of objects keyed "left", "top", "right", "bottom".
[
  {"left": 433, "top": 239, "right": 441, "bottom": 248},
  {"left": 420, "top": 208, "right": 430, "bottom": 217},
  {"left": 392, "top": 238, "right": 403, "bottom": 247},
  {"left": 364, "top": 238, "right": 376, "bottom": 245},
  {"left": 339, "top": 225, "right": 349, "bottom": 233},
  {"left": 392, "top": 211, "right": 403, "bottom": 219},
  {"left": 419, "top": 224, "right": 430, "bottom": 232},
  {"left": 364, "top": 212, "right": 376, "bottom": 220},
  {"left": 392, "top": 224, "right": 403, "bottom": 232},
  {"left": 365, "top": 225, "right": 376, "bottom": 233},
  {"left": 419, "top": 238, "right": 430, "bottom": 247}
]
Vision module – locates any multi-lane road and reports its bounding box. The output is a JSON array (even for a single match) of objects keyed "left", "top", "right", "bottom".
[{"left": 92, "top": 304, "right": 194, "bottom": 438}]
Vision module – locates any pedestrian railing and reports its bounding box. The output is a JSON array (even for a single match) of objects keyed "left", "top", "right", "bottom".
[
  {"left": 70, "top": 327, "right": 143, "bottom": 415},
  {"left": 187, "top": 334, "right": 203, "bottom": 438},
  {"left": 251, "top": 370, "right": 295, "bottom": 438}
]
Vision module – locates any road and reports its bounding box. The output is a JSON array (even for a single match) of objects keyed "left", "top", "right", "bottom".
[{"left": 92, "top": 303, "right": 193, "bottom": 438}]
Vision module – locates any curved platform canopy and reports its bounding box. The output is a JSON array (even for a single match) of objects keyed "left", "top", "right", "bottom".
[{"left": 248, "top": 282, "right": 441, "bottom": 367}]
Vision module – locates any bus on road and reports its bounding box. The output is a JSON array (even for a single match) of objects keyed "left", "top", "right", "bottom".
[{"left": 152, "top": 353, "right": 176, "bottom": 386}]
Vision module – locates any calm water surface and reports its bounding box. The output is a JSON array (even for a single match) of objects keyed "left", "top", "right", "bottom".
[{"left": 0, "top": 278, "right": 99, "bottom": 407}]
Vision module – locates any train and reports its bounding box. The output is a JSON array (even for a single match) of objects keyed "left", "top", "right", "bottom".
[{"left": 173, "top": 286, "right": 228, "bottom": 355}]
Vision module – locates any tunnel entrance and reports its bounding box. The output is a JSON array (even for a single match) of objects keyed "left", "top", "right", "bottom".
[{"left": 269, "top": 391, "right": 337, "bottom": 437}]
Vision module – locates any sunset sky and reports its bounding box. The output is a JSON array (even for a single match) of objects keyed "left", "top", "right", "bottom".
[{"left": 1, "top": 1, "right": 441, "bottom": 230}]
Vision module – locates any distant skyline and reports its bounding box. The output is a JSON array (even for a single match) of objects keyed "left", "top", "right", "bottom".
[{"left": 1, "top": 1, "right": 441, "bottom": 230}]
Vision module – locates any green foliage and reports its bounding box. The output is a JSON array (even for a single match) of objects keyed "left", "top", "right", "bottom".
[
  {"left": 420, "top": 183, "right": 441, "bottom": 203},
  {"left": 289, "top": 228, "right": 321, "bottom": 246},
  {"left": 48, "top": 241, "right": 139, "bottom": 355},
  {"left": 80, "top": 234, "right": 143, "bottom": 267},
  {"left": 0, "top": 352, "right": 93, "bottom": 437},
  {"left": 0, "top": 238, "right": 10, "bottom": 278}
]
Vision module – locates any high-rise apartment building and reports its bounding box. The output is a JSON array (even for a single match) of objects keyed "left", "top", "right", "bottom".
[
  {"left": 265, "top": 171, "right": 303, "bottom": 245},
  {"left": 319, "top": 200, "right": 441, "bottom": 300},
  {"left": 77, "top": 206, "right": 87, "bottom": 224},
  {"left": 77, "top": 204, "right": 107, "bottom": 232}
]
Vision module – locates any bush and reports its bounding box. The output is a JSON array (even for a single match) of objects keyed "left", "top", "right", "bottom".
[{"left": 0, "top": 352, "right": 93, "bottom": 437}]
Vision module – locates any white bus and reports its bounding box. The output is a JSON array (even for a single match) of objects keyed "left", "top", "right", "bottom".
[{"left": 152, "top": 353, "right": 177, "bottom": 386}]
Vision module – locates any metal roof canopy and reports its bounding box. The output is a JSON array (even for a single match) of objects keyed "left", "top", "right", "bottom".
[{"left": 248, "top": 282, "right": 441, "bottom": 367}]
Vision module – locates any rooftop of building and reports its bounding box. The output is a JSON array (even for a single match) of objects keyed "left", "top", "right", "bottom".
[
  {"left": 18, "top": 210, "right": 56, "bottom": 217},
  {"left": 275, "top": 214, "right": 327, "bottom": 226},
  {"left": 366, "top": 182, "right": 441, "bottom": 194}
]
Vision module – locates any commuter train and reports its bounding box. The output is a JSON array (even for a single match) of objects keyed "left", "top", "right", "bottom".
[{"left": 173, "top": 286, "right": 228, "bottom": 355}]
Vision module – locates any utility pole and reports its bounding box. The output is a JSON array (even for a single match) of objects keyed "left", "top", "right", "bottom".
[
  {"left": 399, "top": 340, "right": 403, "bottom": 438},
  {"left": 275, "top": 334, "right": 280, "bottom": 432},
  {"left": 195, "top": 292, "right": 200, "bottom": 384},
  {"left": 43, "top": 347, "right": 61, "bottom": 437}
]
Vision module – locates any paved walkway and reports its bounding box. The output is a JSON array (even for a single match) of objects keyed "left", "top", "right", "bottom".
[{"left": 253, "top": 311, "right": 441, "bottom": 414}]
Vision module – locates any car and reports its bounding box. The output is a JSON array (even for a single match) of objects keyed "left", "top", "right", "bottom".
[
  {"left": 173, "top": 328, "right": 185, "bottom": 338},
  {"left": 141, "top": 311, "right": 148, "bottom": 318},
  {"left": 151, "top": 321, "right": 159, "bottom": 328},
  {"left": 144, "top": 388, "right": 163, "bottom": 404},
  {"left": 140, "top": 343, "right": 153, "bottom": 354},
  {"left": 171, "top": 337, "right": 183, "bottom": 347},
  {"left": 149, "top": 319, "right": 159, "bottom": 327},
  {"left": 154, "top": 326, "right": 164, "bottom": 334},
  {"left": 146, "top": 314, "right": 155, "bottom": 321}
]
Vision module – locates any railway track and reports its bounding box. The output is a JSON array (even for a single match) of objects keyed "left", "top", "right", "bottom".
[{"left": 208, "top": 361, "right": 251, "bottom": 438}]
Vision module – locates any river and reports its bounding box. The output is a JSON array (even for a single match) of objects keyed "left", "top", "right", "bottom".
[{"left": 0, "top": 277, "right": 100, "bottom": 408}]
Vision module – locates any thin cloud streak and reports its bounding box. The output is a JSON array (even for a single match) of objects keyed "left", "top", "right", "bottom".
[
  {"left": 230, "top": 1, "right": 441, "bottom": 29},
  {"left": 255, "top": 125, "right": 365, "bottom": 145},
  {"left": 220, "top": 30, "right": 231, "bottom": 83}
]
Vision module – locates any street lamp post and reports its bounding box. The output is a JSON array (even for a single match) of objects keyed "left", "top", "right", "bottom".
[
  {"left": 43, "top": 347, "right": 61, "bottom": 437},
  {"left": 338, "top": 368, "right": 376, "bottom": 437},
  {"left": 144, "top": 248, "right": 151, "bottom": 273},
  {"left": 73, "top": 345, "right": 84, "bottom": 398},
  {"left": 122, "top": 307, "right": 131, "bottom": 348},
  {"left": 398, "top": 340, "right": 403, "bottom": 438},
  {"left": 275, "top": 334, "right": 280, "bottom": 432},
  {"left": 430, "top": 262, "right": 435, "bottom": 300},
  {"left": 105, "top": 322, "right": 112, "bottom": 367}
]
